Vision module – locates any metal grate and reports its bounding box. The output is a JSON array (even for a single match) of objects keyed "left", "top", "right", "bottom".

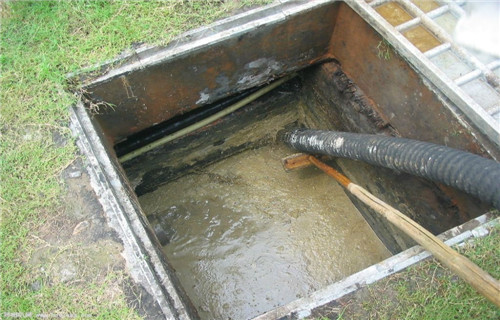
[{"left": 346, "top": 0, "right": 500, "bottom": 147}]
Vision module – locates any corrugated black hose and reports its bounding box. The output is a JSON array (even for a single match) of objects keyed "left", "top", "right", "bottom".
[{"left": 283, "top": 129, "right": 500, "bottom": 209}]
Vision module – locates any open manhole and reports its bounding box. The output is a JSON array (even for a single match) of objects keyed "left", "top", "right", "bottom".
[{"left": 70, "top": 1, "right": 499, "bottom": 319}]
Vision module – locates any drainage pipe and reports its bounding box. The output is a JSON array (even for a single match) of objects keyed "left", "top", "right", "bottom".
[
  {"left": 119, "top": 73, "right": 296, "bottom": 163},
  {"left": 283, "top": 129, "right": 500, "bottom": 209},
  {"left": 114, "top": 86, "right": 261, "bottom": 157}
]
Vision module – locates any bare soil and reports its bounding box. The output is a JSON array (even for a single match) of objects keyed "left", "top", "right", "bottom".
[{"left": 25, "top": 157, "right": 163, "bottom": 319}]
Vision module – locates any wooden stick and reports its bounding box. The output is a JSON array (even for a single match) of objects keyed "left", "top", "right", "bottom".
[{"left": 307, "top": 155, "right": 500, "bottom": 307}]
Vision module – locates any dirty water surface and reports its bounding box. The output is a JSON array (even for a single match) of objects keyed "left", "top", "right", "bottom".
[{"left": 139, "top": 144, "right": 390, "bottom": 320}]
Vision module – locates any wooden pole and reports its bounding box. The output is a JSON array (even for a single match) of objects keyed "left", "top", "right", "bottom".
[{"left": 306, "top": 155, "right": 500, "bottom": 307}]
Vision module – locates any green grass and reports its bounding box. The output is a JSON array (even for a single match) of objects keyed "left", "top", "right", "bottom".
[
  {"left": 309, "top": 224, "right": 499, "bottom": 320},
  {"left": 356, "top": 225, "right": 500, "bottom": 320},
  {"left": 0, "top": 1, "right": 270, "bottom": 317},
  {"left": 393, "top": 225, "right": 500, "bottom": 320}
]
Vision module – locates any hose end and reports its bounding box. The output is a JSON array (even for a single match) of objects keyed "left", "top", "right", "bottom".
[{"left": 279, "top": 128, "right": 307, "bottom": 146}]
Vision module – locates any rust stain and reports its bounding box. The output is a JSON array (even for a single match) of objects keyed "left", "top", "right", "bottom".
[{"left": 436, "top": 184, "right": 491, "bottom": 221}]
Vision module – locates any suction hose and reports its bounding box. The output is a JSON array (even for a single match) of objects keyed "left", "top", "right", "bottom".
[{"left": 283, "top": 129, "right": 500, "bottom": 209}]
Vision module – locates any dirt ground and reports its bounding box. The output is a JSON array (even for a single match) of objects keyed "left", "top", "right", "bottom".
[{"left": 26, "top": 156, "right": 164, "bottom": 319}]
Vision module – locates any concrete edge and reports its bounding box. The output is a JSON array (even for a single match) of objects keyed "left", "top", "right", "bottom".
[{"left": 69, "top": 102, "right": 195, "bottom": 320}]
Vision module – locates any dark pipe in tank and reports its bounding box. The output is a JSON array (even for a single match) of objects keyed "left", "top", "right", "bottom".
[{"left": 283, "top": 129, "right": 500, "bottom": 209}]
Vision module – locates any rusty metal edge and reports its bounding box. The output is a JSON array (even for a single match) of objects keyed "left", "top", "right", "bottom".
[{"left": 253, "top": 212, "right": 499, "bottom": 319}]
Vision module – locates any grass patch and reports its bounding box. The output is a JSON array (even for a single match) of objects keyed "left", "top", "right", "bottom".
[
  {"left": 392, "top": 225, "right": 500, "bottom": 320},
  {"left": 310, "top": 223, "right": 500, "bottom": 320},
  {"left": 0, "top": 0, "right": 270, "bottom": 317},
  {"left": 345, "top": 225, "right": 500, "bottom": 320}
]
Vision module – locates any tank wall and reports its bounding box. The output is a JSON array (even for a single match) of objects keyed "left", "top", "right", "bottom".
[
  {"left": 327, "top": 3, "right": 499, "bottom": 158},
  {"left": 85, "top": 2, "right": 340, "bottom": 144}
]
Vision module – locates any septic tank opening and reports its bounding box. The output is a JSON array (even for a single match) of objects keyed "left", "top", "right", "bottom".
[{"left": 70, "top": 1, "right": 498, "bottom": 319}]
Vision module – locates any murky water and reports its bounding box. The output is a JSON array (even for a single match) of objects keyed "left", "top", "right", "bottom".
[{"left": 140, "top": 145, "right": 390, "bottom": 320}]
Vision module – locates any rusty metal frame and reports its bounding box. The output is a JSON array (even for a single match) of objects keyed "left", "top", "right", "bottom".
[{"left": 70, "top": 102, "right": 194, "bottom": 319}]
